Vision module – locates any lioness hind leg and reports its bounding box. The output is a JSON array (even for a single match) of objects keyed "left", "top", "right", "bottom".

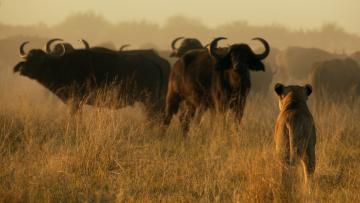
[{"left": 302, "top": 146, "right": 316, "bottom": 193}]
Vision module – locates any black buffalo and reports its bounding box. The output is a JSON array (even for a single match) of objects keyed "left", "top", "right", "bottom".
[
  {"left": 275, "top": 46, "right": 345, "bottom": 81},
  {"left": 164, "top": 37, "right": 270, "bottom": 133},
  {"left": 170, "top": 37, "right": 206, "bottom": 58},
  {"left": 45, "top": 38, "right": 76, "bottom": 56},
  {"left": 79, "top": 40, "right": 170, "bottom": 96},
  {"left": 14, "top": 41, "right": 169, "bottom": 116},
  {"left": 309, "top": 58, "right": 360, "bottom": 101}
]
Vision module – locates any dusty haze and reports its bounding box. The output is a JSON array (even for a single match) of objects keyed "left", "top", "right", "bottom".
[
  {"left": 1, "top": 1, "right": 360, "bottom": 52},
  {"left": 1, "top": 0, "right": 359, "bottom": 34},
  {"left": 1, "top": 1, "right": 360, "bottom": 202}
]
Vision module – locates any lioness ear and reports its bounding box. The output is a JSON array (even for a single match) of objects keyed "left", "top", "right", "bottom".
[
  {"left": 304, "top": 84, "right": 312, "bottom": 96},
  {"left": 274, "top": 83, "right": 284, "bottom": 95}
]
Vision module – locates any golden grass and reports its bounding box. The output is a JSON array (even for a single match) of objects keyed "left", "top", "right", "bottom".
[{"left": 0, "top": 76, "right": 359, "bottom": 202}]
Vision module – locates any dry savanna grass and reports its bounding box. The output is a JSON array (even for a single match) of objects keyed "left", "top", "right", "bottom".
[{"left": 0, "top": 73, "right": 360, "bottom": 202}]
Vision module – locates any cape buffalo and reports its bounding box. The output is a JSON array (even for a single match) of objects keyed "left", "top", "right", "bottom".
[
  {"left": 13, "top": 41, "right": 169, "bottom": 116},
  {"left": 275, "top": 47, "right": 345, "bottom": 81},
  {"left": 309, "top": 58, "right": 360, "bottom": 102},
  {"left": 45, "top": 38, "right": 76, "bottom": 56},
  {"left": 164, "top": 37, "right": 270, "bottom": 133},
  {"left": 170, "top": 37, "right": 205, "bottom": 58},
  {"left": 108, "top": 43, "right": 171, "bottom": 91},
  {"left": 80, "top": 40, "right": 170, "bottom": 96}
]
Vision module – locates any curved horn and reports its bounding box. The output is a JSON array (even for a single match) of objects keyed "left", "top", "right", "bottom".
[
  {"left": 20, "top": 41, "right": 30, "bottom": 58},
  {"left": 119, "top": 44, "right": 130, "bottom": 51},
  {"left": 252, "top": 37, "right": 270, "bottom": 60},
  {"left": 210, "top": 37, "right": 228, "bottom": 60},
  {"left": 171, "top": 37, "right": 184, "bottom": 50},
  {"left": 57, "top": 43, "right": 66, "bottom": 57},
  {"left": 46, "top": 38, "right": 63, "bottom": 53},
  {"left": 80, "top": 39, "right": 90, "bottom": 49}
]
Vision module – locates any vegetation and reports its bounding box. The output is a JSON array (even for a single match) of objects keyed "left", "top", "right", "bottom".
[{"left": 0, "top": 81, "right": 359, "bottom": 202}]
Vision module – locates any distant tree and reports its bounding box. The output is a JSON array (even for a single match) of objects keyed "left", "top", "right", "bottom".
[
  {"left": 51, "top": 11, "right": 112, "bottom": 42},
  {"left": 163, "top": 15, "right": 209, "bottom": 37},
  {"left": 1, "top": 12, "right": 360, "bottom": 53}
]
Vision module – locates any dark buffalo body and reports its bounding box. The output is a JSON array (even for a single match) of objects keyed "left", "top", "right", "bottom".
[
  {"left": 309, "top": 58, "right": 360, "bottom": 101},
  {"left": 14, "top": 42, "right": 169, "bottom": 115},
  {"left": 82, "top": 40, "right": 170, "bottom": 84},
  {"left": 275, "top": 46, "right": 345, "bottom": 81},
  {"left": 164, "top": 37, "right": 270, "bottom": 133},
  {"left": 80, "top": 39, "right": 171, "bottom": 102},
  {"left": 119, "top": 49, "right": 171, "bottom": 107}
]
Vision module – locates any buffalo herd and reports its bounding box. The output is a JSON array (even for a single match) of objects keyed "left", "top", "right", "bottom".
[{"left": 1, "top": 36, "right": 358, "bottom": 134}]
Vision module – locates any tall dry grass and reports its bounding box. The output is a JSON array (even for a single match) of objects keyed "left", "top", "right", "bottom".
[{"left": 0, "top": 74, "right": 359, "bottom": 202}]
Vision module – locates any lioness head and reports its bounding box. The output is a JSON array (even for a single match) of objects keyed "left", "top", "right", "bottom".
[{"left": 274, "top": 83, "right": 312, "bottom": 111}]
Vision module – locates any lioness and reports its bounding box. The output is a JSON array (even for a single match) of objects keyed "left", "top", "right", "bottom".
[{"left": 273, "top": 83, "right": 316, "bottom": 189}]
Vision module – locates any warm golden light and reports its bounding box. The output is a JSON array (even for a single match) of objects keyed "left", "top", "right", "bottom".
[{"left": 0, "top": 0, "right": 359, "bottom": 33}]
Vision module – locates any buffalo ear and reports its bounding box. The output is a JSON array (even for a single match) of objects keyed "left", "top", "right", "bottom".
[
  {"left": 274, "top": 83, "right": 284, "bottom": 95},
  {"left": 249, "top": 59, "right": 265, "bottom": 71},
  {"left": 13, "top": 61, "right": 25, "bottom": 73},
  {"left": 304, "top": 84, "right": 312, "bottom": 96}
]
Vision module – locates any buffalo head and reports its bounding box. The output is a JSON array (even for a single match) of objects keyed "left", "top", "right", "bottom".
[
  {"left": 45, "top": 38, "right": 75, "bottom": 56},
  {"left": 210, "top": 37, "right": 270, "bottom": 72},
  {"left": 14, "top": 41, "right": 63, "bottom": 77},
  {"left": 170, "top": 37, "right": 204, "bottom": 57}
]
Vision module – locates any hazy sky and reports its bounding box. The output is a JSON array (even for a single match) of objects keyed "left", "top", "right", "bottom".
[{"left": 1, "top": 0, "right": 359, "bottom": 33}]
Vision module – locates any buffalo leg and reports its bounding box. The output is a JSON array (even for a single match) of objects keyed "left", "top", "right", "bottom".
[
  {"left": 234, "top": 98, "right": 247, "bottom": 122},
  {"left": 164, "top": 92, "right": 181, "bottom": 127},
  {"left": 179, "top": 104, "right": 196, "bottom": 135}
]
